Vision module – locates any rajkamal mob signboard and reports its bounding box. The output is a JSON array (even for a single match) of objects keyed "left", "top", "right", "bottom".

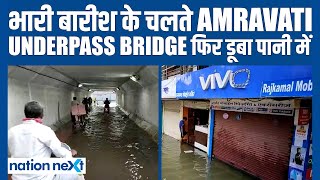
[{"left": 176, "top": 66, "right": 311, "bottom": 99}]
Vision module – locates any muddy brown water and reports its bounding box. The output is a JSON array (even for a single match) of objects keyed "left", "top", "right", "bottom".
[
  {"left": 55, "top": 107, "right": 158, "bottom": 180},
  {"left": 162, "top": 135, "right": 257, "bottom": 180}
]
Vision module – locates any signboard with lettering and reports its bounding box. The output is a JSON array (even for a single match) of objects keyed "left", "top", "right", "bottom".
[
  {"left": 261, "top": 78, "right": 312, "bottom": 97},
  {"left": 183, "top": 100, "right": 210, "bottom": 110},
  {"left": 289, "top": 115, "right": 312, "bottom": 180},
  {"left": 162, "top": 77, "right": 177, "bottom": 99},
  {"left": 176, "top": 66, "right": 311, "bottom": 99},
  {"left": 296, "top": 108, "right": 311, "bottom": 125},
  {"left": 210, "top": 99, "right": 296, "bottom": 116}
]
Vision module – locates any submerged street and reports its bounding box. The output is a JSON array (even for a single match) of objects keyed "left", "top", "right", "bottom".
[
  {"left": 162, "top": 135, "right": 257, "bottom": 180},
  {"left": 56, "top": 107, "right": 158, "bottom": 180}
]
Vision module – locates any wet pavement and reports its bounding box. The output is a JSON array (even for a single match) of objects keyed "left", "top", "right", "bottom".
[
  {"left": 56, "top": 106, "right": 158, "bottom": 180},
  {"left": 162, "top": 135, "right": 257, "bottom": 180}
]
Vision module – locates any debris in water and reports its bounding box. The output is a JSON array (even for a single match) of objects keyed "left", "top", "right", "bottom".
[
  {"left": 140, "top": 166, "right": 143, "bottom": 169},
  {"left": 130, "top": 154, "right": 134, "bottom": 157},
  {"left": 184, "top": 150, "right": 193, "bottom": 153},
  {"left": 127, "top": 144, "right": 133, "bottom": 148}
]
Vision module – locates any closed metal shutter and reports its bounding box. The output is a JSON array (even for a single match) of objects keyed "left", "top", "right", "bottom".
[
  {"left": 213, "top": 111, "right": 293, "bottom": 180},
  {"left": 164, "top": 100, "right": 180, "bottom": 112},
  {"left": 163, "top": 100, "right": 181, "bottom": 140}
]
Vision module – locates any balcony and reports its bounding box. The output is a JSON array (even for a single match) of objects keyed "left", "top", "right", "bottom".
[{"left": 161, "top": 65, "right": 210, "bottom": 80}]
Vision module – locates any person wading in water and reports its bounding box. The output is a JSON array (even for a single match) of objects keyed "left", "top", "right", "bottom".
[{"left": 104, "top": 98, "right": 110, "bottom": 114}]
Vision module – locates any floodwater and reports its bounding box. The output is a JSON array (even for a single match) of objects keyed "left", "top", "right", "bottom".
[
  {"left": 55, "top": 106, "right": 158, "bottom": 180},
  {"left": 162, "top": 135, "right": 257, "bottom": 180}
]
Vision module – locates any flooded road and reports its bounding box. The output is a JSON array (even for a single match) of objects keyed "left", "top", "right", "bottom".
[
  {"left": 162, "top": 135, "right": 257, "bottom": 180},
  {"left": 56, "top": 107, "right": 158, "bottom": 180}
]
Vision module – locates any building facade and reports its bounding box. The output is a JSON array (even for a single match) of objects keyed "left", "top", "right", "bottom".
[{"left": 162, "top": 65, "right": 312, "bottom": 180}]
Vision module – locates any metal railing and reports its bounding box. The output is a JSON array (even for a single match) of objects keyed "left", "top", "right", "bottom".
[{"left": 161, "top": 65, "right": 210, "bottom": 80}]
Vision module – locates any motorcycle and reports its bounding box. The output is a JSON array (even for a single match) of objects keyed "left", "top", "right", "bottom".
[
  {"left": 104, "top": 105, "right": 110, "bottom": 114},
  {"left": 51, "top": 143, "right": 76, "bottom": 157},
  {"left": 51, "top": 143, "right": 85, "bottom": 180}
]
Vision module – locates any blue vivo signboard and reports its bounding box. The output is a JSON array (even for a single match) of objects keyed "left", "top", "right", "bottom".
[{"left": 176, "top": 66, "right": 312, "bottom": 99}]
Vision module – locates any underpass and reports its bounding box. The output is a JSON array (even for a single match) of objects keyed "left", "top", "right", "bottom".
[{"left": 8, "top": 66, "right": 158, "bottom": 180}]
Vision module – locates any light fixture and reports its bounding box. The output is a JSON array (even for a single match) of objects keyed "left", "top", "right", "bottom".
[
  {"left": 130, "top": 75, "right": 139, "bottom": 82},
  {"left": 88, "top": 89, "right": 92, "bottom": 92},
  {"left": 116, "top": 87, "right": 120, "bottom": 91},
  {"left": 78, "top": 84, "right": 83, "bottom": 87},
  {"left": 112, "top": 90, "right": 115, "bottom": 93}
]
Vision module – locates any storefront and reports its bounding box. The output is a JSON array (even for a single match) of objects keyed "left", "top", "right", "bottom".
[
  {"left": 176, "top": 66, "right": 312, "bottom": 180},
  {"left": 162, "top": 77, "right": 182, "bottom": 140},
  {"left": 181, "top": 100, "right": 210, "bottom": 151}
]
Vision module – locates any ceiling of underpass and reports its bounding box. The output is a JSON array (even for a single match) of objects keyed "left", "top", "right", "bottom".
[
  {"left": 8, "top": 66, "right": 144, "bottom": 91},
  {"left": 52, "top": 66, "right": 143, "bottom": 91}
]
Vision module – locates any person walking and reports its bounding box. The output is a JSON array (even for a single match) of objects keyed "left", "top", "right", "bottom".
[{"left": 104, "top": 98, "right": 110, "bottom": 114}]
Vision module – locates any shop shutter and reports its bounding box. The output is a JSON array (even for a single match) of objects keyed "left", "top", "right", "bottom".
[
  {"left": 163, "top": 100, "right": 181, "bottom": 140},
  {"left": 164, "top": 100, "right": 180, "bottom": 112},
  {"left": 213, "top": 111, "right": 293, "bottom": 180}
]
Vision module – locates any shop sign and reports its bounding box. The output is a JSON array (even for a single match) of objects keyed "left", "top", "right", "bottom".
[
  {"left": 294, "top": 108, "right": 311, "bottom": 125},
  {"left": 183, "top": 100, "right": 210, "bottom": 110},
  {"left": 210, "top": 99, "right": 295, "bottom": 116},
  {"left": 199, "top": 69, "right": 250, "bottom": 90},
  {"left": 261, "top": 78, "right": 312, "bottom": 97},
  {"left": 162, "top": 77, "right": 177, "bottom": 99},
  {"left": 293, "top": 124, "right": 309, "bottom": 147},
  {"left": 176, "top": 65, "right": 311, "bottom": 99}
]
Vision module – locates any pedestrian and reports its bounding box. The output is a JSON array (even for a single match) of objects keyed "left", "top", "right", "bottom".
[
  {"left": 179, "top": 117, "right": 188, "bottom": 141},
  {"left": 196, "top": 117, "right": 200, "bottom": 125},
  {"left": 71, "top": 97, "right": 79, "bottom": 127},
  {"left": 80, "top": 97, "right": 89, "bottom": 125},
  {"left": 88, "top": 97, "right": 92, "bottom": 112},
  {"left": 82, "top": 97, "right": 89, "bottom": 115},
  {"left": 93, "top": 98, "right": 97, "bottom": 106},
  {"left": 104, "top": 98, "right": 110, "bottom": 113},
  {"left": 8, "top": 101, "right": 81, "bottom": 180}
]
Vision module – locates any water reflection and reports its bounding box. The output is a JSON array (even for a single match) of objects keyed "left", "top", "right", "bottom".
[
  {"left": 57, "top": 107, "right": 158, "bottom": 180},
  {"left": 162, "top": 135, "right": 256, "bottom": 180}
]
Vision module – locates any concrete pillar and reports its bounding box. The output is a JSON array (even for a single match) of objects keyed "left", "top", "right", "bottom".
[{"left": 207, "top": 109, "right": 215, "bottom": 158}]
